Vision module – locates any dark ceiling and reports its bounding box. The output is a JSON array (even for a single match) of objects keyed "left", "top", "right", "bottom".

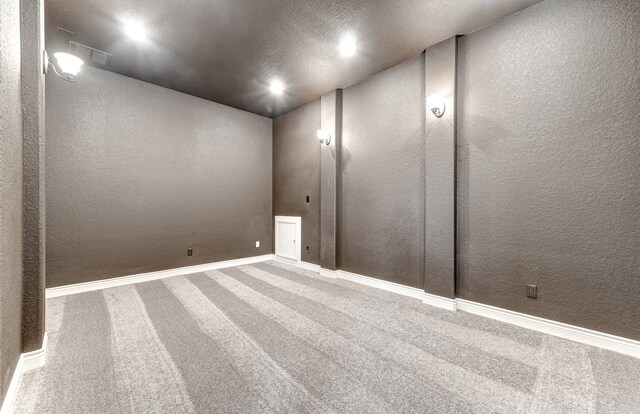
[{"left": 46, "top": 0, "right": 541, "bottom": 118}]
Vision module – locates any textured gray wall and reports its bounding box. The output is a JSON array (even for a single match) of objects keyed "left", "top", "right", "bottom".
[
  {"left": 457, "top": 0, "right": 640, "bottom": 339},
  {"left": 341, "top": 56, "right": 425, "bottom": 288},
  {"left": 21, "top": 0, "right": 46, "bottom": 353},
  {"left": 320, "top": 90, "right": 342, "bottom": 271},
  {"left": 424, "top": 38, "right": 457, "bottom": 298},
  {"left": 0, "top": 0, "right": 24, "bottom": 402},
  {"left": 273, "top": 100, "right": 321, "bottom": 265},
  {"left": 46, "top": 66, "right": 273, "bottom": 287}
]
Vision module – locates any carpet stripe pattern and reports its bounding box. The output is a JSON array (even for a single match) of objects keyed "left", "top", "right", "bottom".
[{"left": 15, "top": 261, "right": 640, "bottom": 413}]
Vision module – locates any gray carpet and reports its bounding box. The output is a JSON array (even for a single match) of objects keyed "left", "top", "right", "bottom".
[{"left": 15, "top": 261, "right": 640, "bottom": 413}]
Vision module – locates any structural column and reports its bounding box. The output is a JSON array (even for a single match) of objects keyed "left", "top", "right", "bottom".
[
  {"left": 424, "top": 37, "right": 457, "bottom": 299},
  {"left": 319, "top": 90, "right": 342, "bottom": 271},
  {"left": 21, "top": 0, "right": 47, "bottom": 351}
]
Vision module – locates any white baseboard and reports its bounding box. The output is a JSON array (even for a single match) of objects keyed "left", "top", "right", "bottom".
[
  {"left": 0, "top": 333, "right": 48, "bottom": 414},
  {"left": 335, "top": 269, "right": 424, "bottom": 300},
  {"left": 282, "top": 260, "right": 640, "bottom": 359},
  {"left": 423, "top": 292, "right": 458, "bottom": 311},
  {"left": 46, "top": 254, "right": 274, "bottom": 298},
  {"left": 273, "top": 255, "right": 299, "bottom": 267},
  {"left": 318, "top": 268, "right": 337, "bottom": 279},
  {"left": 272, "top": 256, "right": 321, "bottom": 274},
  {"left": 22, "top": 333, "right": 48, "bottom": 372},
  {"left": 296, "top": 261, "right": 321, "bottom": 272},
  {"left": 456, "top": 299, "right": 640, "bottom": 359},
  {"left": 272, "top": 256, "right": 334, "bottom": 278}
]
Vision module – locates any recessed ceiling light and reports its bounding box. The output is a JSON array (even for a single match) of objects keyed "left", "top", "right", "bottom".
[
  {"left": 269, "top": 79, "right": 284, "bottom": 95},
  {"left": 124, "top": 21, "right": 147, "bottom": 42},
  {"left": 339, "top": 35, "right": 357, "bottom": 57}
]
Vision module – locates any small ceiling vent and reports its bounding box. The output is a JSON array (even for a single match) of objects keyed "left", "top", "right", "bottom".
[{"left": 69, "top": 41, "right": 112, "bottom": 66}]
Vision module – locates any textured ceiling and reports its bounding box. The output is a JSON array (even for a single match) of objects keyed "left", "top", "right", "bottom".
[{"left": 45, "top": 0, "right": 541, "bottom": 118}]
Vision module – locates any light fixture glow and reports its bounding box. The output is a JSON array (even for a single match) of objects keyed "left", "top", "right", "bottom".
[
  {"left": 269, "top": 79, "right": 284, "bottom": 95},
  {"left": 339, "top": 35, "right": 357, "bottom": 57},
  {"left": 53, "top": 52, "right": 84, "bottom": 80},
  {"left": 427, "top": 94, "right": 446, "bottom": 118},
  {"left": 124, "top": 21, "right": 147, "bottom": 41},
  {"left": 317, "top": 129, "right": 332, "bottom": 145}
]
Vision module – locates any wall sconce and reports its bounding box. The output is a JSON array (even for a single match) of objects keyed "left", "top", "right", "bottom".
[
  {"left": 43, "top": 51, "right": 84, "bottom": 82},
  {"left": 427, "top": 94, "right": 446, "bottom": 118},
  {"left": 317, "top": 129, "right": 332, "bottom": 145}
]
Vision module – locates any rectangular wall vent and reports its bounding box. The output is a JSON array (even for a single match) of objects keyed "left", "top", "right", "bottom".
[{"left": 69, "top": 41, "right": 112, "bottom": 66}]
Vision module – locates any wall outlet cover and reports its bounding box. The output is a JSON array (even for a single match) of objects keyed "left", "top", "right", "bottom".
[
  {"left": 526, "top": 284, "right": 537, "bottom": 299},
  {"left": 255, "top": 241, "right": 260, "bottom": 248}
]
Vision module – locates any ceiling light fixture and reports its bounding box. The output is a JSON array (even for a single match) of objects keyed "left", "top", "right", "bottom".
[
  {"left": 269, "top": 79, "right": 284, "bottom": 95},
  {"left": 339, "top": 34, "right": 357, "bottom": 57},
  {"left": 124, "top": 21, "right": 147, "bottom": 41},
  {"left": 43, "top": 51, "right": 84, "bottom": 82}
]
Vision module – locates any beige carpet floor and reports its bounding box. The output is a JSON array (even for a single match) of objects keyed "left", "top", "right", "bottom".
[{"left": 14, "top": 261, "right": 640, "bottom": 413}]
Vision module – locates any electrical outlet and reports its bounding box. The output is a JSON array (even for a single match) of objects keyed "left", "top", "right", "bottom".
[
  {"left": 255, "top": 241, "right": 260, "bottom": 248},
  {"left": 305, "top": 246, "right": 310, "bottom": 253},
  {"left": 526, "top": 284, "right": 537, "bottom": 299},
  {"left": 187, "top": 248, "right": 193, "bottom": 257},
  {"left": 306, "top": 195, "right": 310, "bottom": 203}
]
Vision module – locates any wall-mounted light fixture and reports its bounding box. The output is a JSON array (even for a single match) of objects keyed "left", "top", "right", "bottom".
[
  {"left": 317, "top": 129, "right": 332, "bottom": 145},
  {"left": 43, "top": 51, "right": 84, "bottom": 82},
  {"left": 427, "top": 94, "right": 446, "bottom": 118}
]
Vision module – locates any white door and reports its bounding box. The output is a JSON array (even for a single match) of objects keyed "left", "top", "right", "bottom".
[{"left": 275, "top": 216, "right": 301, "bottom": 261}]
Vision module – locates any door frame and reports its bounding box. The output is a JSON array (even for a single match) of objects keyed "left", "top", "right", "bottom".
[{"left": 274, "top": 216, "right": 301, "bottom": 262}]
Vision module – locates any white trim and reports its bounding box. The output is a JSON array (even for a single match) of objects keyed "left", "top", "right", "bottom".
[
  {"left": 22, "top": 333, "right": 48, "bottom": 372},
  {"left": 0, "top": 353, "right": 25, "bottom": 414},
  {"left": 456, "top": 299, "right": 640, "bottom": 359},
  {"left": 318, "top": 268, "right": 337, "bottom": 279},
  {"left": 272, "top": 255, "right": 299, "bottom": 267},
  {"left": 422, "top": 292, "right": 458, "bottom": 311},
  {"left": 46, "top": 255, "right": 273, "bottom": 298},
  {"left": 296, "top": 261, "right": 321, "bottom": 272},
  {"left": 282, "top": 260, "right": 640, "bottom": 359},
  {"left": 336, "top": 269, "right": 424, "bottom": 300},
  {"left": 272, "top": 256, "right": 322, "bottom": 275},
  {"left": 274, "top": 216, "right": 301, "bottom": 262},
  {"left": 0, "top": 333, "right": 48, "bottom": 414}
]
